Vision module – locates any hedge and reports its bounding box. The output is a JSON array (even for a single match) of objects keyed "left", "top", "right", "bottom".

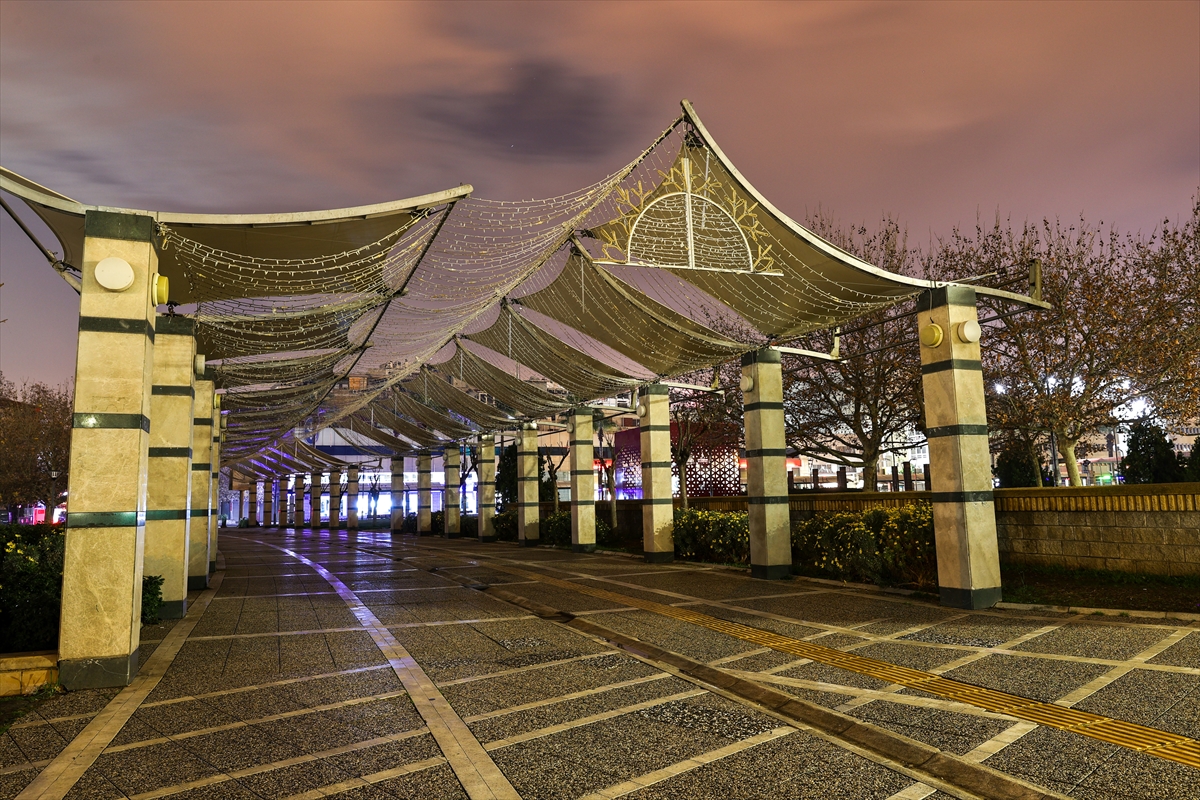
[
  {"left": 671, "top": 508, "right": 750, "bottom": 564},
  {"left": 791, "top": 503, "right": 935, "bottom": 588}
]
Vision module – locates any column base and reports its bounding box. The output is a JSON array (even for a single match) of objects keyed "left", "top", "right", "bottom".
[
  {"left": 643, "top": 551, "right": 674, "bottom": 564},
  {"left": 940, "top": 586, "right": 1002, "bottom": 610},
  {"left": 59, "top": 651, "right": 138, "bottom": 690},
  {"left": 480, "top": 536, "right": 497, "bottom": 543},
  {"left": 750, "top": 564, "right": 792, "bottom": 580},
  {"left": 572, "top": 543, "right": 596, "bottom": 553},
  {"left": 446, "top": 532, "right": 462, "bottom": 539},
  {"left": 187, "top": 575, "right": 209, "bottom": 591},
  {"left": 417, "top": 530, "right": 435, "bottom": 537},
  {"left": 208, "top": 560, "right": 216, "bottom": 575},
  {"left": 160, "top": 600, "right": 187, "bottom": 619},
  {"left": 520, "top": 539, "right": 541, "bottom": 547}
]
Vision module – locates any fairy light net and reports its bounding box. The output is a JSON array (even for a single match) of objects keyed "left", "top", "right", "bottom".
[{"left": 144, "top": 102, "right": 936, "bottom": 462}]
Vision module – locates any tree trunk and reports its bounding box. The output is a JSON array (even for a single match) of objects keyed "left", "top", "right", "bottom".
[
  {"left": 679, "top": 457, "right": 690, "bottom": 510},
  {"left": 861, "top": 454, "right": 880, "bottom": 492},
  {"left": 605, "top": 463, "right": 618, "bottom": 532},
  {"left": 1059, "top": 434, "right": 1083, "bottom": 486},
  {"left": 1029, "top": 439, "right": 1045, "bottom": 487}
]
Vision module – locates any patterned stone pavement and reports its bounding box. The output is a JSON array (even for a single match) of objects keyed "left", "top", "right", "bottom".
[{"left": 3, "top": 528, "right": 1197, "bottom": 800}]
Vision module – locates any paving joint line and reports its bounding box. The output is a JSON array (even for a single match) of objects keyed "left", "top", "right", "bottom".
[
  {"left": 236, "top": 533, "right": 520, "bottom": 800},
  {"left": 15, "top": 570, "right": 226, "bottom": 800}
]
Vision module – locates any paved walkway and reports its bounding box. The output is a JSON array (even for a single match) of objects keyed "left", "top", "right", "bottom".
[{"left": 3, "top": 528, "right": 1198, "bottom": 799}]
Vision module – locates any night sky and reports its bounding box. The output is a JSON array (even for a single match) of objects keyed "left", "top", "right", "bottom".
[{"left": 2, "top": 0, "right": 1197, "bottom": 387}]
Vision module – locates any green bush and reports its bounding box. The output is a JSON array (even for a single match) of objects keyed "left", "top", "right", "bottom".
[
  {"left": 791, "top": 503, "right": 935, "bottom": 588},
  {"left": 141, "top": 575, "right": 164, "bottom": 625},
  {"left": 460, "top": 515, "right": 478, "bottom": 538},
  {"left": 540, "top": 511, "right": 572, "bottom": 546},
  {"left": 399, "top": 513, "right": 417, "bottom": 533},
  {"left": 0, "top": 524, "right": 64, "bottom": 652},
  {"left": 493, "top": 509, "right": 518, "bottom": 541},
  {"left": 672, "top": 508, "right": 750, "bottom": 564},
  {"left": 430, "top": 510, "right": 445, "bottom": 535},
  {"left": 596, "top": 516, "right": 615, "bottom": 546}
]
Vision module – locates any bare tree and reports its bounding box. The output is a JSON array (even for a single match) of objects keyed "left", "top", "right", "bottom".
[
  {"left": 781, "top": 215, "right": 924, "bottom": 491},
  {"left": 932, "top": 200, "right": 1200, "bottom": 485},
  {"left": 0, "top": 374, "right": 73, "bottom": 521}
]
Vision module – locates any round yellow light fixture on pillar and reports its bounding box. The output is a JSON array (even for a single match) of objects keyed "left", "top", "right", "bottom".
[
  {"left": 919, "top": 323, "right": 944, "bottom": 348},
  {"left": 954, "top": 320, "right": 982, "bottom": 344},
  {"left": 94, "top": 257, "right": 135, "bottom": 292},
  {"left": 154, "top": 274, "right": 170, "bottom": 305}
]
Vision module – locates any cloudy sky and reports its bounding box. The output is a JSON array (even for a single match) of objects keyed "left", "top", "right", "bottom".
[{"left": 2, "top": 0, "right": 1197, "bottom": 387}]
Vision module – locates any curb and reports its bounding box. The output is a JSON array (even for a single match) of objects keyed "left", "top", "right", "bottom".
[{"left": 995, "top": 601, "right": 1200, "bottom": 622}]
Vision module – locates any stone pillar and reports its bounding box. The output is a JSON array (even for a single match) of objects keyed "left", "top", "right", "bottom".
[
  {"left": 308, "top": 471, "right": 319, "bottom": 528},
  {"left": 417, "top": 452, "right": 433, "bottom": 534},
  {"left": 189, "top": 370, "right": 214, "bottom": 591},
  {"left": 290, "top": 474, "right": 302, "bottom": 527},
  {"left": 444, "top": 446, "right": 461, "bottom": 538},
  {"left": 264, "top": 478, "right": 276, "bottom": 527},
  {"left": 638, "top": 385, "right": 673, "bottom": 562},
  {"left": 145, "top": 315, "right": 196, "bottom": 619},
  {"left": 329, "top": 470, "right": 342, "bottom": 529},
  {"left": 209, "top": 410, "right": 221, "bottom": 572},
  {"left": 569, "top": 408, "right": 596, "bottom": 552},
  {"left": 347, "top": 466, "right": 359, "bottom": 531},
  {"left": 390, "top": 459, "right": 404, "bottom": 534},
  {"left": 59, "top": 210, "right": 158, "bottom": 689},
  {"left": 904, "top": 461, "right": 914, "bottom": 492},
  {"left": 479, "top": 436, "right": 496, "bottom": 542},
  {"left": 517, "top": 424, "right": 540, "bottom": 546},
  {"left": 250, "top": 481, "right": 260, "bottom": 526},
  {"left": 741, "top": 348, "right": 790, "bottom": 579},
  {"left": 917, "top": 286, "right": 1001, "bottom": 609}
]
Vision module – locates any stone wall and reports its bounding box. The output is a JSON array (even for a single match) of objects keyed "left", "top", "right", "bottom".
[
  {"left": 563, "top": 483, "right": 1200, "bottom": 576},
  {"left": 993, "top": 483, "right": 1200, "bottom": 576}
]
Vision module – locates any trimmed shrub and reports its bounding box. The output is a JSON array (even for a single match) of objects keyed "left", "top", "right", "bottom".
[
  {"left": 540, "top": 511, "right": 572, "bottom": 547},
  {"left": 493, "top": 509, "right": 518, "bottom": 541},
  {"left": 672, "top": 508, "right": 750, "bottom": 565},
  {"left": 141, "top": 575, "right": 164, "bottom": 625},
  {"left": 399, "top": 513, "right": 417, "bottom": 533},
  {"left": 0, "top": 524, "right": 64, "bottom": 652},
  {"left": 430, "top": 510, "right": 445, "bottom": 535},
  {"left": 791, "top": 503, "right": 935, "bottom": 588},
  {"left": 460, "top": 515, "right": 478, "bottom": 538}
]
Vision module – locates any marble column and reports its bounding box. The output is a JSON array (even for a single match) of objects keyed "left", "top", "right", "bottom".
[
  {"left": 293, "top": 474, "right": 305, "bottom": 528},
  {"left": 741, "top": 348, "right": 791, "bottom": 579},
  {"left": 209, "top": 406, "right": 221, "bottom": 573},
  {"left": 145, "top": 315, "right": 196, "bottom": 619},
  {"left": 265, "top": 478, "right": 277, "bottom": 527},
  {"left": 639, "top": 385, "right": 673, "bottom": 563},
  {"left": 569, "top": 409, "right": 596, "bottom": 552},
  {"left": 329, "top": 470, "right": 342, "bottom": 530},
  {"left": 390, "top": 459, "right": 404, "bottom": 534},
  {"left": 444, "top": 446, "right": 461, "bottom": 538},
  {"left": 189, "top": 369, "right": 214, "bottom": 591},
  {"left": 417, "top": 452, "right": 432, "bottom": 534},
  {"left": 478, "top": 436, "right": 496, "bottom": 542},
  {"left": 250, "top": 481, "right": 260, "bottom": 526},
  {"left": 517, "top": 424, "right": 540, "bottom": 546},
  {"left": 347, "top": 467, "right": 359, "bottom": 531},
  {"left": 59, "top": 210, "right": 158, "bottom": 689},
  {"left": 917, "top": 286, "right": 1002, "bottom": 609},
  {"left": 307, "top": 471, "right": 319, "bottom": 528}
]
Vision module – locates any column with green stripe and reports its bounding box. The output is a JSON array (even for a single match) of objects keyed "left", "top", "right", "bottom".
[
  {"left": 444, "top": 446, "right": 461, "bottom": 538},
  {"left": 347, "top": 467, "right": 359, "bottom": 531},
  {"left": 60, "top": 209, "right": 162, "bottom": 689},
  {"left": 917, "top": 286, "right": 1001, "bottom": 609},
  {"left": 417, "top": 452, "right": 432, "bottom": 534},
  {"left": 742, "top": 347, "right": 792, "bottom": 579},
  {"left": 639, "top": 384, "right": 674, "bottom": 563},
  {"left": 517, "top": 423, "right": 540, "bottom": 546},
  {"left": 568, "top": 409, "right": 596, "bottom": 552},
  {"left": 188, "top": 364, "right": 214, "bottom": 590},
  {"left": 478, "top": 436, "right": 497, "bottom": 542},
  {"left": 145, "top": 315, "right": 196, "bottom": 618}
]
